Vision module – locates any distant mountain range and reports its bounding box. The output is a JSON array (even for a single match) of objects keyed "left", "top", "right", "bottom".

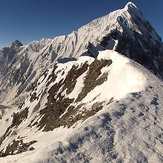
[{"left": 0, "top": 2, "right": 163, "bottom": 163}]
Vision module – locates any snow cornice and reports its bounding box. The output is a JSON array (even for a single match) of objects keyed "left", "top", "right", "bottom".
[{"left": 125, "top": 2, "right": 138, "bottom": 10}]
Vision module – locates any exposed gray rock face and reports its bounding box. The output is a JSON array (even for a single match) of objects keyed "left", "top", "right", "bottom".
[{"left": 11, "top": 40, "right": 23, "bottom": 48}]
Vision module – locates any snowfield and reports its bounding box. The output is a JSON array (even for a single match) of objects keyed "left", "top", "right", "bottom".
[{"left": 0, "top": 50, "right": 163, "bottom": 163}]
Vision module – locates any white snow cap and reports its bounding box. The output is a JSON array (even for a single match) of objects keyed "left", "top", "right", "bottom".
[{"left": 125, "top": 2, "right": 138, "bottom": 9}]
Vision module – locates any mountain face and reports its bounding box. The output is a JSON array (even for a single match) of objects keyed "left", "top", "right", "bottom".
[
  {"left": 0, "top": 2, "right": 163, "bottom": 163},
  {"left": 0, "top": 2, "right": 162, "bottom": 104}
]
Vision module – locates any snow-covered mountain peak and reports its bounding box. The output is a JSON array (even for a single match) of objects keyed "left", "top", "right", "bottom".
[
  {"left": 125, "top": 2, "right": 138, "bottom": 10},
  {"left": 0, "top": 2, "right": 163, "bottom": 162},
  {"left": 0, "top": 2, "right": 162, "bottom": 105},
  {"left": 0, "top": 2, "right": 162, "bottom": 106}
]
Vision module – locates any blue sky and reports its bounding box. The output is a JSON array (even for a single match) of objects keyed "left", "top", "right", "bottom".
[{"left": 0, "top": 0, "right": 163, "bottom": 49}]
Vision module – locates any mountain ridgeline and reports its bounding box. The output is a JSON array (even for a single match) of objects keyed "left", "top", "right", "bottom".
[
  {"left": 0, "top": 2, "right": 163, "bottom": 163},
  {"left": 0, "top": 2, "right": 162, "bottom": 104}
]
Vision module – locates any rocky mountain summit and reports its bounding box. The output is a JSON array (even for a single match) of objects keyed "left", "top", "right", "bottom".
[{"left": 0, "top": 2, "right": 163, "bottom": 163}]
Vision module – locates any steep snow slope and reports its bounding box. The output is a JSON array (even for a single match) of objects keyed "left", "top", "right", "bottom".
[
  {"left": 0, "top": 50, "right": 163, "bottom": 163},
  {"left": 0, "top": 2, "right": 162, "bottom": 105}
]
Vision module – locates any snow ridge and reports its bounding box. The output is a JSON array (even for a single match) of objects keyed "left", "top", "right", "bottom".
[
  {"left": 0, "top": 50, "right": 163, "bottom": 163},
  {"left": 0, "top": 2, "right": 163, "bottom": 163},
  {"left": 0, "top": 1, "right": 162, "bottom": 104}
]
